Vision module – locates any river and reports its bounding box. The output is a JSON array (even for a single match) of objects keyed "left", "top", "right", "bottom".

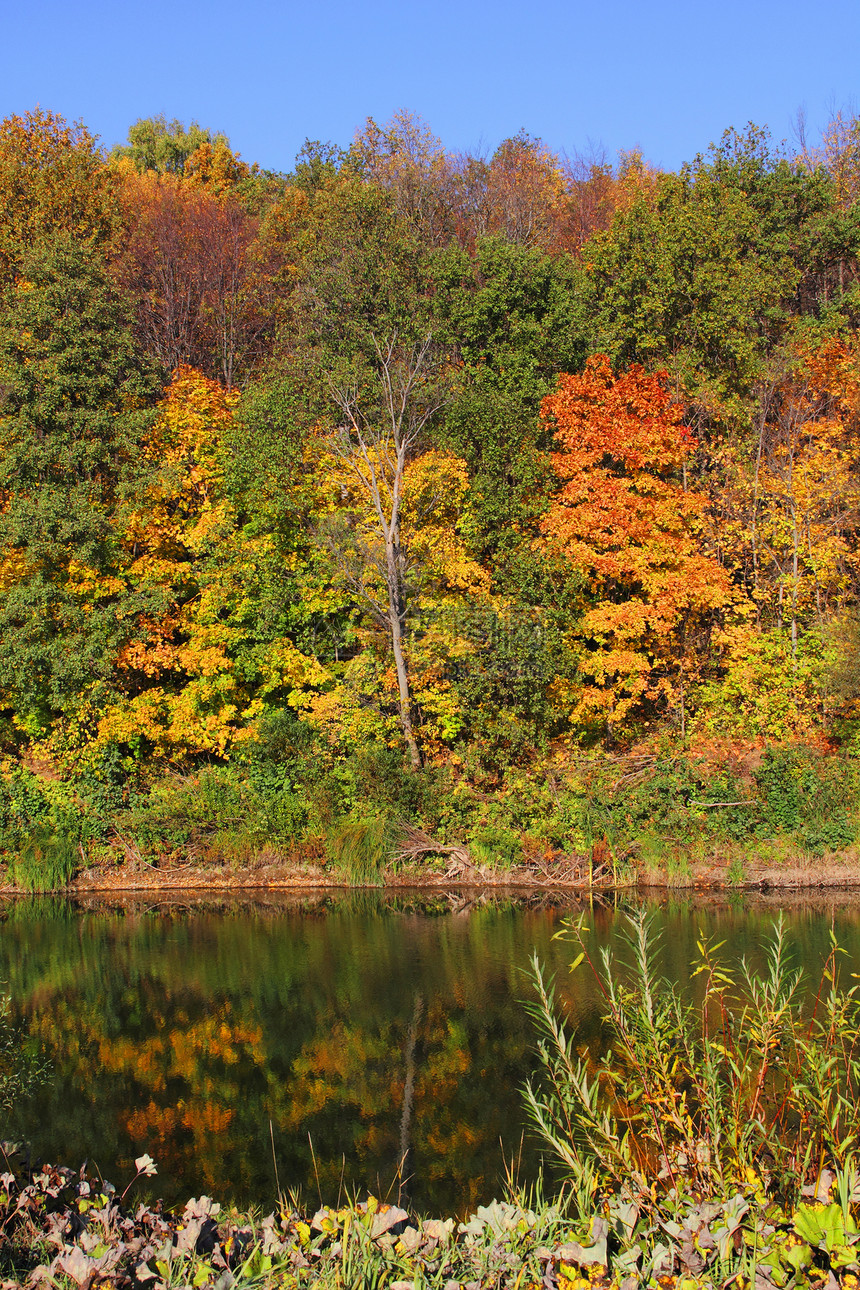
[{"left": 2, "top": 888, "right": 859, "bottom": 1215}]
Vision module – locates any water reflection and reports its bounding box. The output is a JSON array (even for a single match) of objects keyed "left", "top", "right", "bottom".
[{"left": 2, "top": 889, "right": 860, "bottom": 1215}]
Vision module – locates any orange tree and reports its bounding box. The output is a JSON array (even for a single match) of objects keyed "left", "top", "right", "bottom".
[{"left": 541, "top": 354, "right": 731, "bottom": 735}]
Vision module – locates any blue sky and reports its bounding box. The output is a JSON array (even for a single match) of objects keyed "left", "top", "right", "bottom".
[{"left": 6, "top": 0, "right": 860, "bottom": 173}]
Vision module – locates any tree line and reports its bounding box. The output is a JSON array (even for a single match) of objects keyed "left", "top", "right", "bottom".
[{"left": 2, "top": 105, "right": 860, "bottom": 868}]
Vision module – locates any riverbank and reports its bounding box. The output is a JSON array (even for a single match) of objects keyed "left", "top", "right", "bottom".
[
  {"left": 4, "top": 739, "right": 860, "bottom": 896},
  {"left": 2, "top": 728, "right": 860, "bottom": 903},
  {"left": 3, "top": 1152, "right": 860, "bottom": 1289},
  {"left": 3, "top": 844, "right": 860, "bottom": 897}
]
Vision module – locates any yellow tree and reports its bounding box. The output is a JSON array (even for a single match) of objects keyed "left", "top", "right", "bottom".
[
  {"left": 307, "top": 442, "right": 489, "bottom": 762},
  {"left": 325, "top": 337, "right": 450, "bottom": 770},
  {"left": 754, "top": 356, "right": 860, "bottom": 656},
  {"left": 695, "top": 340, "right": 860, "bottom": 739},
  {"left": 0, "top": 109, "right": 118, "bottom": 284},
  {"left": 100, "top": 366, "right": 324, "bottom": 760}
]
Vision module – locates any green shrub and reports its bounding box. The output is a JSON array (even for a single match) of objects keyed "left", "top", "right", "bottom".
[
  {"left": 755, "top": 746, "right": 857, "bottom": 853},
  {"left": 584, "top": 753, "right": 755, "bottom": 857},
  {"left": 258, "top": 789, "right": 308, "bottom": 843},
  {"left": 122, "top": 766, "right": 256, "bottom": 852},
  {"left": 469, "top": 822, "right": 523, "bottom": 869},
  {"left": 0, "top": 769, "right": 94, "bottom": 889}
]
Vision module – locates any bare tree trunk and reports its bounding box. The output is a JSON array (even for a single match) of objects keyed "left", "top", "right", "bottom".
[
  {"left": 328, "top": 334, "right": 446, "bottom": 771},
  {"left": 386, "top": 535, "right": 421, "bottom": 769},
  {"left": 751, "top": 389, "right": 769, "bottom": 605}
]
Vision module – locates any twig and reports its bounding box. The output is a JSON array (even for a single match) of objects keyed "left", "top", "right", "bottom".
[
  {"left": 688, "top": 800, "right": 758, "bottom": 808},
  {"left": 270, "top": 1120, "right": 282, "bottom": 1207},
  {"left": 308, "top": 1133, "right": 322, "bottom": 1207}
]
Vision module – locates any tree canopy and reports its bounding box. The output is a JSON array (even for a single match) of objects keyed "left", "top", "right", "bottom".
[{"left": 2, "top": 104, "right": 860, "bottom": 869}]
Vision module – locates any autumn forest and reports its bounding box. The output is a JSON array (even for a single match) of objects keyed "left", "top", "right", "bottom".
[{"left": 2, "top": 105, "right": 860, "bottom": 882}]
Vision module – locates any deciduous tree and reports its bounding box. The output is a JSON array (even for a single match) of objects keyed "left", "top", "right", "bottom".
[
  {"left": 0, "top": 109, "right": 117, "bottom": 285},
  {"left": 584, "top": 127, "right": 836, "bottom": 423},
  {"left": 110, "top": 115, "right": 228, "bottom": 176},
  {"left": 0, "top": 235, "right": 159, "bottom": 737},
  {"left": 116, "top": 171, "right": 270, "bottom": 387},
  {"left": 325, "top": 336, "right": 449, "bottom": 769},
  {"left": 541, "top": 355, "right": 731, "bottom": 732}
]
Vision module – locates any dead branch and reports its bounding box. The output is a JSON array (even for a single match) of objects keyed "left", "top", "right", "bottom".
[{"left": 394, "top": 824, "right": 477, "bottom": 877}]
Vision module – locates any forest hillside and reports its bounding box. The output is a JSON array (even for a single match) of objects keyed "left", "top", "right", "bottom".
[{"left": 2, "top": 107, "right": 860, "bottom": 883}]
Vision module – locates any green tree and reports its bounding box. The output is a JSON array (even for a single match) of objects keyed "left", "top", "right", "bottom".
[
  {"left": 584, "top": 127, "right": 838, "bottom": 421},
  {"left": 432, "top": 236, "right": 587, "bottom": 589},
  {"left": 289, "top": 174, "right": 431, "bottom": 370},
  {"left": 111, "top": 115, "right": 229, "bottom": 175},
  {"left": 0, "top": 236, "right": 160, "bottom": 738}
]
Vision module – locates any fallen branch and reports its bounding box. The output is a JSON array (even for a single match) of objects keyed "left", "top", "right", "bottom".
[
  {"left": 394, "top": 824, "right": 478, "bottom": 878},
  {"left": 688, "top": 799, "right": 758, "bottom": 808}
]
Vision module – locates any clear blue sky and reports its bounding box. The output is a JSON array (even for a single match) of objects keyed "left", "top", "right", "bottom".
[{"left": 6, "top": 0, "right": 860, "bottom": 173}]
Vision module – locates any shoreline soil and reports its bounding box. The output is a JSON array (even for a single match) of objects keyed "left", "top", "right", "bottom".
[{"left": 4, "top": 851, "right": 860, "bottom": 898}]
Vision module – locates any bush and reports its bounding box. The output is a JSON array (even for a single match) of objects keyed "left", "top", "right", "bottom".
[
  {"left": 584, "top": 754, "right": 754, "bottom": 857},
  {"left": 755, "top": 746, "right": 857, "bottom": 853},
  {"left": 469, "top": 822, "right": 523, "bottom": 868},
  {"left": 123, "top": 766, "right": 251, "bottom": 853}
]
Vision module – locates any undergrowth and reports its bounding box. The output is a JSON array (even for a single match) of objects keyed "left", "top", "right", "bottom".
[{"left": 2, "top": 719, "right": 859, "bottom": 883}]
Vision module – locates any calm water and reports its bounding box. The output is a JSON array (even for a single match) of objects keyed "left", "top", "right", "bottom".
[{"left": 3, "top": 888, "right": 860, "bottom": 1215}]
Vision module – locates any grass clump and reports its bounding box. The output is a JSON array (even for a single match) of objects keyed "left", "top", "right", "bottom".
[
  {"left": 10, "top": 826, "right": 78, "bottom": 892},
  {"left": 326, "top": 814, "right": 392, "bottom": 886}
]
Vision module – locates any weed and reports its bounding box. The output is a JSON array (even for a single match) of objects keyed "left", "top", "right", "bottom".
[
  {"left": 326, "top": 815, "right": 392, "bottom": 886},
  {"left": 663, "top": 850, "right": 692, "bottom": 886},
  {"left": 726, "top": 854, "right": 747, "bottom": 886},
  {"left": 525, "top": 911, "right": 860, "bottom": 1221},
  {"left": 637, "top": 829, "right": 667, "bottom": 874},
  {"left": 469, "top": 822, "right": 523, "bottom": 869},
  {"left": 11, "top": 827, "right": 77, "bottom": 892}
]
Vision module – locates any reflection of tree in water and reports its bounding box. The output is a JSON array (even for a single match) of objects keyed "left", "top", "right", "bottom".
[
  {"left": 274, "top": 990, "right": 529, "bottom": 1214},
  {"left": 26, "top": 994, "right": 269, "bottom": 1197},
  {"left": 398, "top": 992, "right": 423, "bottom": 1207},
  {"left": 4, "top": 904, "right": 563, "bottom": 1212},
  {"left": 5, "top": 898, "right": 859, "bottom": 1214}
]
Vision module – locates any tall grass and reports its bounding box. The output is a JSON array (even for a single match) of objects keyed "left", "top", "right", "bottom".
[
  {"left": 525, "top": 911, "right": 860, "bottom": 1218},
  {"left": 326, "top": 815, "right": 392, "bottom": 886},
  {"left": 11, "top": 827, "right": 78, "bottom": 892},
  {"left": 524, "top": 912, "right": 860, "bottom": 1283}
]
